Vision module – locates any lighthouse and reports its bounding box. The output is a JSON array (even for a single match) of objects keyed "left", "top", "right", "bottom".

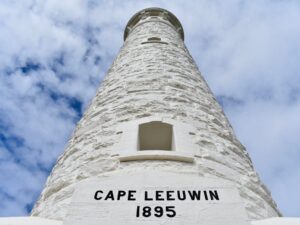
[{"left": 9, "top": 6, "right": 297, "bottom": 225}]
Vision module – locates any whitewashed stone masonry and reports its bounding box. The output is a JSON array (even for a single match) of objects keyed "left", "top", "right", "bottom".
[{"left": 31, "top": 7, "right": 281, "bottom": 221}]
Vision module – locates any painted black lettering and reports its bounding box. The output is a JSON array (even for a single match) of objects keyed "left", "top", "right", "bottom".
[
  {"left": 188, "top": 190, "right": 201, "bottom": 200},
  {"left": 136, "top": 206, "right": 140, "bottom": 217},
  {"left": 209, "top": 190, "right": 219, "bottom": 200},
  {"left": 156, "top": 191, "right": 164, "bottom": 201},
  {"left": 145, "top": 191, "right": 153, "bottom": 201},
  {"left": 104, "top": 190, "right": 114, "bottom": 200},
  {"left": 117, "top": 190, "right": 126, "bottom": 200},
  {"left": 128, "top": 190, "right": 137, "bottom": 201},
  {"left": 203, "top": 190, "right": 208, "bottom": 200},
  {"left": 94, "top": 190, "right": 103, "bottom": 200},
  {"left": 177, "top": 190, "right": 186, "bottom": 200},
  {"left": 166, "top": 190, "right": 175, "bottom": 201}
]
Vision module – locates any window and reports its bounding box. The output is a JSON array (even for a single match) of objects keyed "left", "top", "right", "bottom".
[
  {"left": 147, "top": 37, "right": 161, "bottom": 41},
  {"left": 139, "top": 121, "right": 173, "bottom": 151},
  {"left": 141, "top": 37, "right": 168, "bottom": 45}
]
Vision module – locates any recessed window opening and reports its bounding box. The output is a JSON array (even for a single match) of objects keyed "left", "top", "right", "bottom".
[
  {"left": 148, "top": 37, "right": 161, "bottom": 41},
  {"left": 139, "top": 121, "right": 173, "bottom": 151},
  {"left": 141, "top": 37, "right": 168, "bottom": 45}
]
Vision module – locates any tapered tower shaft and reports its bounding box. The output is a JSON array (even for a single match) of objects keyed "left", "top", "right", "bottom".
[{"left": 32, "top": 7, "right": 280, "bottom": 221}]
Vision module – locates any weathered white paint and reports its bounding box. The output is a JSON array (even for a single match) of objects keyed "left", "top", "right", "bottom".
[
  {"left": 252, "top": 218, "right": 300, "bottom": 225},
  {"left": 63, "top": 172, "right": 250, "bottom": 225},
  {"left": 31, "top": 7, "right": 280, "bottom": 222},
  {"left": 1, "top": 216, "right": 299, "bottom": 225},
  {"left": 0, "top": 217, "right": 62, "bottom": 225}
]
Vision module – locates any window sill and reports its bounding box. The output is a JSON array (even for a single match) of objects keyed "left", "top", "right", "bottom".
[
  {"left": 141, "top": 41, "right": 168, "bottom": 45},
  {"left": 117, "top": 150, "right": 194, "bottom": 163}
]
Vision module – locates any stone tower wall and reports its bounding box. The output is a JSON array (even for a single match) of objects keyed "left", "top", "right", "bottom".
[{"left": 31, "top": 8, "right": 280, "bottom": 221}]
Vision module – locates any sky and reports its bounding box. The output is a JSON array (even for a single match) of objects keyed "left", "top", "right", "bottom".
[{"left": 0, "top": 0, "right": 300, "bottom": 218}]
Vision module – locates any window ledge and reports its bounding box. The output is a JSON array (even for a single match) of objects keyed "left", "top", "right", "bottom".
[
  {"left": 118, "top": 150, "right": 194, "bottom": 163},
  {"left": 141, "top": 41, "right": 168, "bottom": 45}
]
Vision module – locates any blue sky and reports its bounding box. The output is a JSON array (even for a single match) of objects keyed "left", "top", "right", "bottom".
[{"left": 0, "top": 0, "right": 300, "bottom": 217}]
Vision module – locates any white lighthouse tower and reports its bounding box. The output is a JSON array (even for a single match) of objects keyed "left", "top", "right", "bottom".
[
  {"left": 2, "top": 7, "right": 300, "bottom": 225},
  {"left": 31, "top": 7, "right": 279, "bottom": 224}
]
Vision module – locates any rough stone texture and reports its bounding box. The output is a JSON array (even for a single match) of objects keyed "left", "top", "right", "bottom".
[
  {"left": 252, "top": 218, "right": 300, "bottom": 225},
  {"left": 64, "top": 173, "right": 250, "bottom": 225},
  {"left": 0, "top": 217, "right": 62, "bottom": 225},
  {"left": 31, "top": 8, "right": 280, "bottom": 221},
  {"left": 2, "top": 217, "right": 300, "bottom": 225}
]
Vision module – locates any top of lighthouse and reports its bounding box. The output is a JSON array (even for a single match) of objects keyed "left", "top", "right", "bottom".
[{"left": 124, "top": 7, "right": 184, "bottom": 41}]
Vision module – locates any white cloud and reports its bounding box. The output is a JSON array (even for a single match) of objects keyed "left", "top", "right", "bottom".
[{"left": 0, "top": 0, "right": 299, "bottom": 217}]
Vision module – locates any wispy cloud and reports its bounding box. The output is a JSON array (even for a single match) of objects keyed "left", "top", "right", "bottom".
[{"left": 0, "top": 0, "right": 299, "bottom": 217}]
